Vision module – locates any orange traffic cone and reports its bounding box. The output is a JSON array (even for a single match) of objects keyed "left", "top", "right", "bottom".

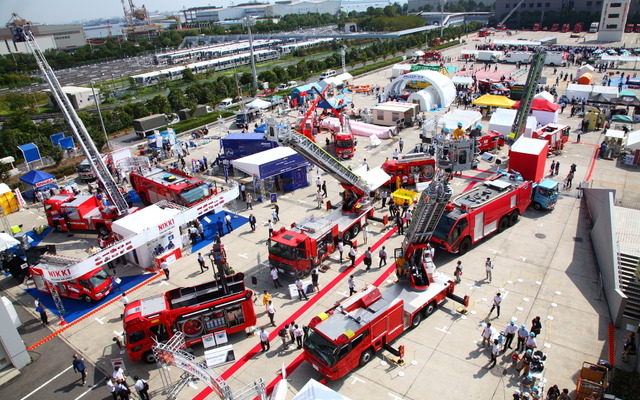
[{"left": 58, "top": 314, "right": 67, "bottom": 326}]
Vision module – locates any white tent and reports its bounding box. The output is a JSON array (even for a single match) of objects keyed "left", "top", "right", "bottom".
[
  {"left": 626, "top": 129, "right": 640, "bottom": 151},
  {"left": 0, "top": 233, "right": 19, "bottom": 251},
  {"left": 489, "top": 109, "right": 537, "bottom": 136},
  {"left": 247, "top": 98, "right": 271, "bottom": 110},
  {"left": 566, "top": 84, "right": 619, "bottom": 102},
  {"left": 440, "top": 109, "right": 482, "bottom": 131},
  {"left": 576, "top": 64, "right": 595, "bottom": 78},
  {"left": 292, "top": 379, "right": 352, "bottom": 400},
  {"left": 452, "top": 76, "right": 474, "bottom": 86},
  {"left": 391, "top": 64, "right": 412, "bottom": 78},
  {"left": 534, "top": 91, "right": 555, "bottom": 103},
  {"left": 384, "top": 70, "right": 456, "bottom": 111},
  {"left": 412, "top": 50, "right": 425, "bottom": 57}
]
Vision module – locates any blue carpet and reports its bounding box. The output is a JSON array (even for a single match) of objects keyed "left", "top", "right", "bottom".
[
  {"left": 25, "top": 226, "right": 53, "bottom": 247},
  {"left": 191, "top": 211, "right": 249, "bottom": 253},
  {"left": 24, "top": 273, "right": 153, "bottom": 323}
]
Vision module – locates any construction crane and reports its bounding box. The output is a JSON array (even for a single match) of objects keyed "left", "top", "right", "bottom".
[
  {"left": 496, "top": 0, "right": 526, "bottom": 29},
  {"left": 508, "top": 49, "right": 545, "bottom": 145},
  {"left": 8, "top": 14, "right": 130, "bottom": 216}
]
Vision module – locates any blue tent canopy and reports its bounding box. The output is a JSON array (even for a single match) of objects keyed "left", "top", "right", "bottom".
[
  {"left": 17, "top": 143, "right": 41, "bottom": 163},
  {"left": 290, "top": 83, "right": 322, "bottom": 101},
  {"left": 20, "top": 170, "right": 56, "bottom": 187}
]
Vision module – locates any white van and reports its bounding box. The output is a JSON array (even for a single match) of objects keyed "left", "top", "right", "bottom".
[
  {"left": 502, "top": 51, "right": 533, "bottom": 64},
  {"left": 319, "top": 70, "right": 336, "bottom": 80},
  {"left": 216, "top": 98, "right": 235, "bottom": 109},
  {"left": 277, "top": 81, "right": 298, "bottom": 91}
]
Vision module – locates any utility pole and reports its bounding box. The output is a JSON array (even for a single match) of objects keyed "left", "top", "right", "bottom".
[
  {"left": 243, "top": 16, "right": 259, "bottom": 90},
  {"left": 341, "top": 46, "right": 347, "bottom": 74},
  {"left": 440, "top": 0, "right": 445, "bottom": 38}
]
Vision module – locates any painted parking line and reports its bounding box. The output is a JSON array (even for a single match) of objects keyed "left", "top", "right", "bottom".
[{"left": 20, "top": 365, "right": 73, "bottom": 400}]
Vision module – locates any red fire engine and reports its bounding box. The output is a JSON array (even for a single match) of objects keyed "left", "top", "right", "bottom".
[
  {"left": 381, "top": 153, "right": 436, "bottom": 188},
  {"left": 533, "top": 23, "right": 541, "bottom": 31},
  {"left": 573, "top": 23, "right": 584, "bottom": 33},
  {"left": 44, "top": 192, "right": 129, "bottom": 236},
  {"left": 532, "top": 123, "right": 570, "bottom": 154},
  {"left": 303, "top": 174, "right": 469, "bottom": 380},
  {"left": 551, "top": 23, "right": 560, "bottom": 31},
  {"left": 477, "top": 131, "right": 506, "bottom": 153},
  {"left": 130, "top": 167, "right": 214, "bottom": 207},
  {"left": 123, "top": 272, "right": 256, "bottom": 363},
  {"left": 30, "top": 254, "right": 113, "bottom": 302},
  {"left": 265, "top": 119, "right": 389, "bottom": 275},
  {"left": 430, "top": 175, "right": 532, "bottom": 254},
  {"left": 562, "top": 24, "right": 570, "bottom": 32}
]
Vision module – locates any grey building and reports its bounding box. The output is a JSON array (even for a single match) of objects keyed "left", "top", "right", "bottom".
[
  {"left": 408, "top": 0, "right": 495, "bottom": 12},
  {"left": 0, "top": 24, "right": 86, "bottom": 54}
]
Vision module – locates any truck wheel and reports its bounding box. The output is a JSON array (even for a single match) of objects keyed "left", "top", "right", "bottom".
[
  {"left": 359, "top": 349, "right": 374, "bottom": 366},
  {"left": 424, "top": 301, "right": 436, "bottom": 317},
  {"left": 97, "top": 224, "right": 109, "bottom": 236},
  {"left": 497, "top": 216, "right": 509, "bottom": 233},
  {"left": 82, "top": 295, "right": 93, "bottom": 303},
  {"left": 509, "top": 211, "right": 519, "bottom": 226},
  {"left": 54, "top": 222, "right": 64, "bottom": 232},
  {"left": 350, "top": 224, "right": 361, "bottom": 238},
  {"left": 343, "top": 231, "right": 352, "bottom": 242},
  {"left": 458, "top": 237, "right": 471, "bottom": 255},
  {"left": 143, "top": 351, "right": 156, "bottom": 364},
  {"left": 533, "top": 202, "right": 542, "bottom": 211},
  {"left": 411, "top": 313, "right": 422, "bottom": 328}
]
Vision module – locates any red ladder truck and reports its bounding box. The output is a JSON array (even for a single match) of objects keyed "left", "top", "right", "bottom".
[
  {"left": 123, "top": 272, "right": 256, "bottom": 363},
  {"left": 302, "top": 173, "right": 469, "bottom": 380},
  {"left": 265, "top": 118, "right": 390, "bottom": 276}
]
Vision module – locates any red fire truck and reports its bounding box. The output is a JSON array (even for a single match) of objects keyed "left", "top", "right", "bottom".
[
  {"left": 532, "top": 123, "right": 570, "bottom": 154},
  {"left": 573, "top": 23, "right": 584, "bottom": 33},
  {"left": 533, "top": 23, "right": 541, "bottom": 31},
  {"left": 303, "top": 174, "right": 469, "bottom": 380},
  {"left": 123, "top": 273, "right": 256, "bottom": 363},
  {"left": 562, "top": 24, "right": 570, "bottom": 32},
  {"left": 627, "top": 24, "right": 635, "bottom": 33},
  {"left": 130, "top": 167, "right": 214, "bottom": 207},
  {"left": 477, "top": 131, "right": 506, "bottom": 153},
  {"left": 430, "top": 175, "right": 532, "bottom": 254},
  {"left": 551, "top": 24, "right": 560, "bottom": 31},
  {"left": 44, "top": 193, "right": 127, "bottom": 235},
  {"left": 381, "top": 153, "right": 436, "bottom": 188}
]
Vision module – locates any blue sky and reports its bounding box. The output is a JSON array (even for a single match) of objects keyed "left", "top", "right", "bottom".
[{"left": 3, "top": 0, "right": 233, "bottom": 25}]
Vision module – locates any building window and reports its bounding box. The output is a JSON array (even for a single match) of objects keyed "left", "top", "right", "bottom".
[
  {"left": 610, "top": 3, "right": 621, "bottom": 7},
  {"left": 596, "top": 1, "right": 602, "bottom": 5},
  {"left": 506, "top": 3, "right": 511, "bottom": 7},
  {"left": 537, "top": 2, "right": 542, "bottom": 6},
  {"left": 609, "top": 13, "right": 620, "bottom": 18},
  {"left": 529, "top": 2, "right": 534, "bottom": 7},
  {"left": 522, "top": 3, "right": 526, "bottom": 7},
  {"left": 606, "top": 24, "right": 618, "bottom": 29},
  {"left": 545, "top": 2, "right": 550, "bottom": 6}
]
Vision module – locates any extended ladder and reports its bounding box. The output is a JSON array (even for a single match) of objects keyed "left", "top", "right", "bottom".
[
  {"left": 509, "top": 49, "right": 545, "bottom": 144},
  {"left": 401, "top": 171, "right": 452, "bottom": 256},
  {"left": 9, "top": 15, "right": 129, "bottom": 216}
]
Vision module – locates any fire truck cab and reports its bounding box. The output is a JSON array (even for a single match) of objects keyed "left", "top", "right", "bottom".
[
  {"left": 30, "top": 265, "right": 113, "bottom": 303},
  {"left": 44, "top": 193, "right": 121, "bottom": 236},
  {"left": 381, "top": 154, "right": 436, "bottom": 188},
  {"left": 123, "top": 273, "right": 256, "bottom": 363}
]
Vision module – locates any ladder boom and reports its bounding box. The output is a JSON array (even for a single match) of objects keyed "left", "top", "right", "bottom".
[{"left": 509, "top": 49, "right": 545, "bottom": 144}]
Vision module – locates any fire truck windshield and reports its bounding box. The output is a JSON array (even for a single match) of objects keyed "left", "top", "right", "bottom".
[
  {"left": 305, "top": 329, "right": 339, "bottom": 367},
  {"left": 336, "top": 139, "right": 353, "bottom": 148},
  {"left": 179, "top": 184, "right": 211, "bottom": 206},
  {"left": 88, "top": 269, "right": 109, "bottom": 288},
  {"left": 268, "top": 240, "right": 298, "bottom": 261},
  {"left": 432, "top": 215, "right": 457, "bottom": 241}
]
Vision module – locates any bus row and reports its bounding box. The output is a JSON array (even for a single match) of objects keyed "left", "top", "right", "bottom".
[
  {"left": 153, "top": 39, "right": 281, "bottom": 65},
  {"left": 131, "top": 49, "right": 280, "bottom": 86}
]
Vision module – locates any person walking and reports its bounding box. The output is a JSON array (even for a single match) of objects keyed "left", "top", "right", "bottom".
[
  {"left": 362, "top": 224, "right": 369, "bottom": 244},
  {"left": 363, "top": 247, "right": 372, "bottom": 271},
  {"left": 503, "top": 320, "right": 518, "bottom": 351},
  {"left": 481, "top": 322, "right": 493, "bottom": 347},
  {"left": 485, "top": 257, "right": 494, "bottom": 283},
  {"left": 259, "top": 327, "right": 270, "bottom": 352},
  {"left": 311, "top": 267, "right": 320, "bottom": 291},
  {"left": 225, "top": 213, "right": 233, "bottom": 233},
  {"left": 295, "top": 277, "right": 308, "bottom": 301},
  {"left": 278, "top": 326, "right": 289, "bottom": 352},
  {"left": 249, "top": 214, "right": 256, "bottom": 232},
  {"left": 294, "top": 324, "right": 304, "bottom": 349},
  {"left": 161, "top": 261, "right": 170, "bottom": 279},
  {"left": 381, "top": 190, "right": 388, "bottom": 208},
  {"left": 488, "top": 292, "right": 502, "bottom": 318},
  {"left": 198, "top": 252, "right": 208, "bottom": 273},
  {"left": 36, "top": 302, "right": 48, "bottom": 325},
  {"left": 268, "top": 219, "right": 274, "bottom": 237},
  {"left": 322, "top": 181, "right": 327, "bottom": 198},
  {"left": 555, "top": 161, "right": 560, "bottom": 176},
  {"left": 348, "top": 245, "right": 357, "bottom": 268},
  {"left": 454, "top": 261, "right": 463, "bottom": 284},
  {"left": 378, "top": 246, "right": 388, "bottom": 268},
  {"left": 133, "top": 376, "right": 150, "bottom": 400},
  {"left": 565, "top": 171, "right": 574, "bottom": 189},
  {"left": 72, "top": 354, "right": 87, "bottom": 386},
  {"left": 337, "top": 238, "right": 344, "bottom": 263},
  {"left": 107, "top": 378, "right": 118, "bottom": 400},
  {"left": 270, "top": 267, "right": 282, "bottom": 289},
  {"left": 239, "top": 184, "right": 246, "bottom": 201},
  {"left": 399, "top": 138, "right": 404, "bottom": 152},
  {"left": 116, "top": 381, "right": 130, "bottom": 400},
  {"left": 517, "top": 324, "right": 529, "bottom": 352},
  {"left": 530, "top": 316, "right": 542, "bottom": 336},
  {"left": 488, "top": 339, "right": 500, "bottom": 369},
  {"left": 262, "top": 290, "right": 272, "bottom": 311},
  {"left": 266, "top": 300, "right": 276, "bottom": 326},
  {"left": 216, "top": 218, "right": 224, "bottom": 237},
  {"left": 348, "top": 275, "right": 356, "bottom": 296},
  {"left": 550, "top": 161, "right": 556, "bottom": 176},
  {"left": 245, "top": 192, "right": 253, "bottom": 210},
  {"left": 395, "top": 214, "right": 404, "bottom": 235},
  {"left": 316, "top": 190, "right": 324, "bottom": 208}
]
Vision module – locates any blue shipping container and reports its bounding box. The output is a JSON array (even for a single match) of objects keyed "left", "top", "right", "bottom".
[{"left": 220, "top": 133, "right": 278, "bottom": 160}]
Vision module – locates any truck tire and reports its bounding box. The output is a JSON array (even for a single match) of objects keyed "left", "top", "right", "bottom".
[
  {"left": 424, "top": 301, "right": 436, "bottom": 317},
  {"left": 350, "top": 224, "right": 361, "bottom": 238},
  {"left": 509, "top": 211, "right": 519, "bottom": 226},
  {"left": 458, "top": 237, "right": 471, "bottom": 255},
  {"left": 359, "top": 349, "right": 374, "bottom": 366},
  {"left": 54, "top": 222, "right": 65, "bottom": 232},
  {"left": 411, "top": 313, "right": 422, "bottom": 328},
  {"left": 497, "top": 216, "right": 509, "bottom": 233},
  {"left": 343, "top": 231, "right": 352, "bottom": 242},
  {"left": 533, "top": 202, "right": 542, "bottom": 211},
  {"left": 143, "top": 351, "right": 156, "bottom": 364},
  {"left": 82, "top": 295, "right": 93, "bottom": 303},
  {"left": 97, "top": 224, "right": 109, "bottom": 236}
]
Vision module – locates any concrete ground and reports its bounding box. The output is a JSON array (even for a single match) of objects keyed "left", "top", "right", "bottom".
[{"left": 1, "top": 28, "right": 639, "bottom": 400}]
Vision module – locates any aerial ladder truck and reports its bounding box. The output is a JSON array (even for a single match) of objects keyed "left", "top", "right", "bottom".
[
  {"left": 496, "top": 0, "right": 525, "bottom": 30},
  {"left": 264, "top": 117, "right": 390, "bottom": 275},
  {"left": 508, "top": 49, "right": 545, "bottom": 145}
]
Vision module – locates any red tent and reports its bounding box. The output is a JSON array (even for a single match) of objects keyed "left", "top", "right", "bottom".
[{"left": 512, "top": 98, "right": 560, "bottom": 112}]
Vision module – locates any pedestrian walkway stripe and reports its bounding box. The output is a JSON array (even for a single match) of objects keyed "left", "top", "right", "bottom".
[
  {"left": 591, "top": 180, "right": 640, "bottom": 190},
  {"left": 192, "top": 226, "right": 399, "bottom": 400},
  {"left": 20, "top": 365, "right": 72, "bottom": 400},
  {"left": 26, "top": 272, "right": 162, "bottom": 351},
  {"left": 73, "top": 378, "right": 106, "bottom": 400}
]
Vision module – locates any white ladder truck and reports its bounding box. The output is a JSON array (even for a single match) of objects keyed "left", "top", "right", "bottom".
[{"left": 8, "top": 14, "right": 129, "bottom": 216}]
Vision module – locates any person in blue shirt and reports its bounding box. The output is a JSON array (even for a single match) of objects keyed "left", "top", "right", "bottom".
[{"left": 72, "top": 354, "right": 87, "bottom": 386}]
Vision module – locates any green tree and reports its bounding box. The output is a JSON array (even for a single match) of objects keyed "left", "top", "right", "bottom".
[
  {"left": 145, "top": 95, "right": 171, "bottom": 114},
  {"left": 167, "top": 88, "right": 193, "bottom": 112},
  {"left": 183, "top": 68, "right": 196, "bottom": 83}
]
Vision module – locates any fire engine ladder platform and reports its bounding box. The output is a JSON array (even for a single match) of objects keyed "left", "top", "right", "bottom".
[
  {"left": 293, "top": 207, "right": 367, "bottom": 239},
  {"left": 401, "top": 172, "right": 452, "bottom": 255},
  {"left": 265, "top": 118, "right": 390, "bottom": 194},
  {"left": 510, "top": 50, "right": 545, "bottom": 143},
  {"left": 8, "top": 15, "right": 129, "bottom": 216}
]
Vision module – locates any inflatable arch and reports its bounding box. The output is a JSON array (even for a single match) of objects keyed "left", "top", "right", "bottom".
[{"left": 382, "top": 70, "right": 456, "bottom": 112}]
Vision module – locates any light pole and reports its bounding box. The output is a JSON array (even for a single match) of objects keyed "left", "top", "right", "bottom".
[
  {"left": 341, "top": 45, "right": 347, "bottom": 74},
  {"left": 243, "top": 16, "right": 259, "bottom": 90},
  {"left": 89, "top": 80, "right": 109, "bottom": 149},
  {"left": 440, "top": 0, "right": 445, "bottom": 39}
]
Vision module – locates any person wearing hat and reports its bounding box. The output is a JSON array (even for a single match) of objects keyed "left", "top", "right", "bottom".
[
  {"left": 470, "top": 124, "right": 483, "bottom": 138},
  {"left": 519, "top": 350, "right": 533, "bottom": 376},
  {"left": 526, "top": 332, "right": 538, "bottom": 352},
  {"left": 453, "top": 121, "right": 465, "bottom": 140},
  {"left": 517, "top": 324, "right": 529, "bottom": 352},
  {"left": 503, "top": 320, "right": 518, "bottom": 351}
]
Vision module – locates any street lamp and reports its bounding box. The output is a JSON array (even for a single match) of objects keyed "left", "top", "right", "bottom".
[
  {"left": 440, "top": 0, "right": 445, "bottom": 39},
  {"left": 341, "top": 45, "right": 347, "bottom": 74},
  {"left": 243, "top": 16, "right": 259, "bottom": 90},
  {"left": 89, "top": 80, "right": 109, "bottom": 149}
]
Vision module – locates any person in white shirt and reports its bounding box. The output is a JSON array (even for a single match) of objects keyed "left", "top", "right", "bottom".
[
  {"left": 489, "top": 293, "right": 502, "bottom": 318},
  {"left": 133, "top": 375, "right": 150, "bottom": 400},
  {"left": 485, "top": 257, "right": 494, "bottom": 282},
  {"left": 259, "top": 328, "right": 270, "bottom": 352},
  {"left": 489, "top": 339, "right": 500, "bottom": 368},
  {"left": 348, "top": 246, "right": 357, "bottom": 268},
  {"left": 270, "top": 267, "right": 282, "bottom": 289},
  {"left": 378, "top": 246, "right": 387, "bottom": 268},
  {"left": 294, "top": 325, "right": 304, "bottom": 349},
  {"left": 337, "top": 239, "right": 344, "bottom": 263},
  {"left": 348, "top": 275, "right": 356, "bottom": 296},
  {"left": 266, "top": 301, "right": 276, "bottom": 326},
  {"left": 268, "top": 220, "right": 274, "bottom": 237},
  {"left": 295, "top": 278, "right": 308, "bottom": 301},
  {"left": 503, "top": 320, "right": 518, "bottom": 351},
  {"left": 481, "top": 322, "right": 493, "bottom": 347},
  {"left": 526, "top": 332, "right": 538, "bottom": 351},
  {"left": 112, "top": 366, "right": 126, "bottom": 385},
  {"left": 106, "top": 378, "right": 118, "bottom": 400}
]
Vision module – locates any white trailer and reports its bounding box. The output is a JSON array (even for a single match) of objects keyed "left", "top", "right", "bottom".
[
  {"left": 477, "top": 50, "right": 503, "bottom": 63},
  {"left": 544, "top": 52, "right": 567, "bottom": 67},
  {"left": 502, "top": 51, "right": 533, "bottom": 64}
]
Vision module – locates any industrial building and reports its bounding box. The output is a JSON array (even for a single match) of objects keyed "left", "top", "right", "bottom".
[
  {"left": 408, "top": 0, "right": 495, "bottom": 12},
  {"left": 0, "top": 24, "right": 86, "bottom": 55},
  {"left": 44, "top": 86, "right": 99, "bottom": 110}
]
